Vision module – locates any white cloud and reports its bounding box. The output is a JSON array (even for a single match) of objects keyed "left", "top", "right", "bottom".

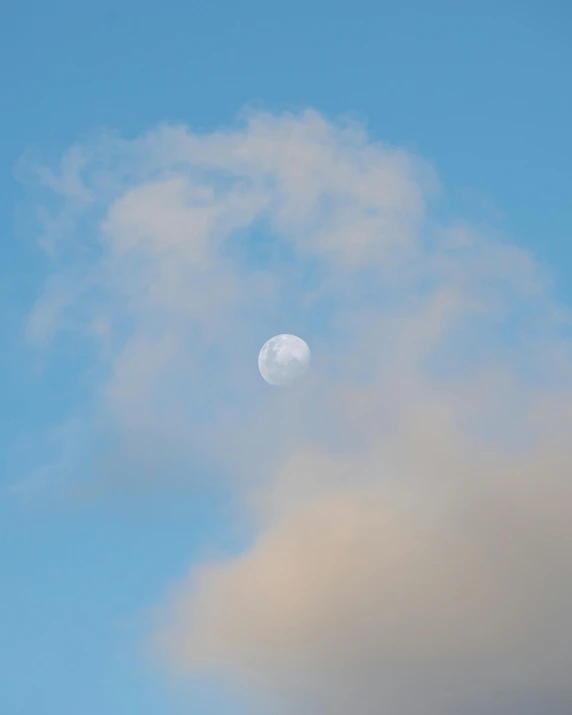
[
  {"left": 159, "top": 382, "right": 572, "bottom": 714},
  {"left": 26, "top": 108, "right": 572, "bottom": 713}
]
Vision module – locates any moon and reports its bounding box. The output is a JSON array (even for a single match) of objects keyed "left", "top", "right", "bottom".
[{"left": 258, "top": 334, "right": 311, "bottom": 386}]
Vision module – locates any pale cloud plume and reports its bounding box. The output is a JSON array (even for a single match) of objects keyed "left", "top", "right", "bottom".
[
  {"left": 28, "top": 109, "right": 572, "bottom": 712},
  {"left": 160, "top": 382, "right": 572, "bottom": 714}
]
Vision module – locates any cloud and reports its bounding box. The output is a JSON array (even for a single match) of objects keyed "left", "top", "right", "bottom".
[
  {"left": 160, "top": 414, "right": 572, "bottom": 714},
  {"left": 27, "top": 108, "right": 572, "bottom": 712}
]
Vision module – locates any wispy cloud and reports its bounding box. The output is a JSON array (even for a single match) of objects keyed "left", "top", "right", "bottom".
[{"left": 27, "top": 109, "right": 572, "bottom": 713}]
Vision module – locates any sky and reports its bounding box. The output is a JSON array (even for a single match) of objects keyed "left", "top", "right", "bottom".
[{"left": 1, "top": 1, "right": 572, "bottom": 714}]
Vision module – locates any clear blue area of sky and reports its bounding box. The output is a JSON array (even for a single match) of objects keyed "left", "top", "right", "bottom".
[{"left": 1, "top": 1, "right": 570, "bottom": 713}]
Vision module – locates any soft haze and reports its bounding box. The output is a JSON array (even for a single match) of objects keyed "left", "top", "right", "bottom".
[{"left": 2, "top": 2, "right": 572, "bottom": 715}]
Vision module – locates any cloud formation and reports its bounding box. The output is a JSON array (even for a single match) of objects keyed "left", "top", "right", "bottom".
[{"left": 30, "top": 109, "right": 572, "bottom": 713}]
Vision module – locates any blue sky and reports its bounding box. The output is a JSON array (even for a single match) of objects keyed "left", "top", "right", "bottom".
[{"left": 2, "top": 2, "right": 572, "bottom": 714}]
